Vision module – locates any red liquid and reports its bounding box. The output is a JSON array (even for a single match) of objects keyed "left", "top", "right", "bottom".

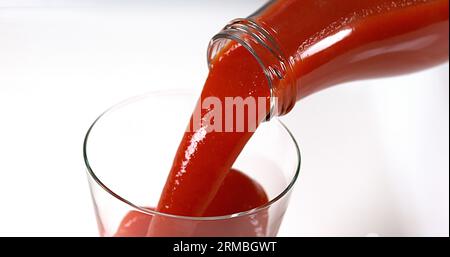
[
  {"left": 155, "top": 46, "right": 268, "bottom": 218},
  {"left": 115, "top": 169, "right": 268, "bottom": 237},
  {"left": 149, "top": 0, "right": 448, "bottom": 235}
]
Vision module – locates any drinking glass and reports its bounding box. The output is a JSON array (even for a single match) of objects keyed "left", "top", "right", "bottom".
[{"left": 84, "top": 90, "right": 301, "bottom": 236}]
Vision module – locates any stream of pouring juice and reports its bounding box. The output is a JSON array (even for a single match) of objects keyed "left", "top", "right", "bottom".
[{"left": 121, "top": 0, "right": 449, "bottom": 236}]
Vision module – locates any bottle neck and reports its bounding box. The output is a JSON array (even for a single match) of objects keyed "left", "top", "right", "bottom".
[{"left": 207, "top": 18, "right": 297, "bottom": 119}]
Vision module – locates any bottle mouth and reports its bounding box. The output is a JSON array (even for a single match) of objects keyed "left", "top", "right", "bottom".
[{"left": 207, "top": 18, "right": 296, "bottom": 119}]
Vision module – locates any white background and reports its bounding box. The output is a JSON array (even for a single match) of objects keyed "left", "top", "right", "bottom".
[{"left": 0, "top": 0, "right": 448, "bottom": 236}]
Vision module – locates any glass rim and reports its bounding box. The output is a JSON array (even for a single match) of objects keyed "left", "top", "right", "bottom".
[{"left": 83, "top": 89, "right": 301, "bottom": 221}]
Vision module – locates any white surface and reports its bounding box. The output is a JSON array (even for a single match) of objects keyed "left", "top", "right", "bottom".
[{"left": 0, "top": 1, "right": 448, "bottom": 236}]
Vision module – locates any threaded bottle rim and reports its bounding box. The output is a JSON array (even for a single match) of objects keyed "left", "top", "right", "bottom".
[{"left": 207, "top": 18, "right": 296, "bottom": 119}]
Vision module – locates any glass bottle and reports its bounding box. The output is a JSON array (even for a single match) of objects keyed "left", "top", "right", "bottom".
[{"left": 208, "top": 0, "right": 449, "bottom": 118}]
